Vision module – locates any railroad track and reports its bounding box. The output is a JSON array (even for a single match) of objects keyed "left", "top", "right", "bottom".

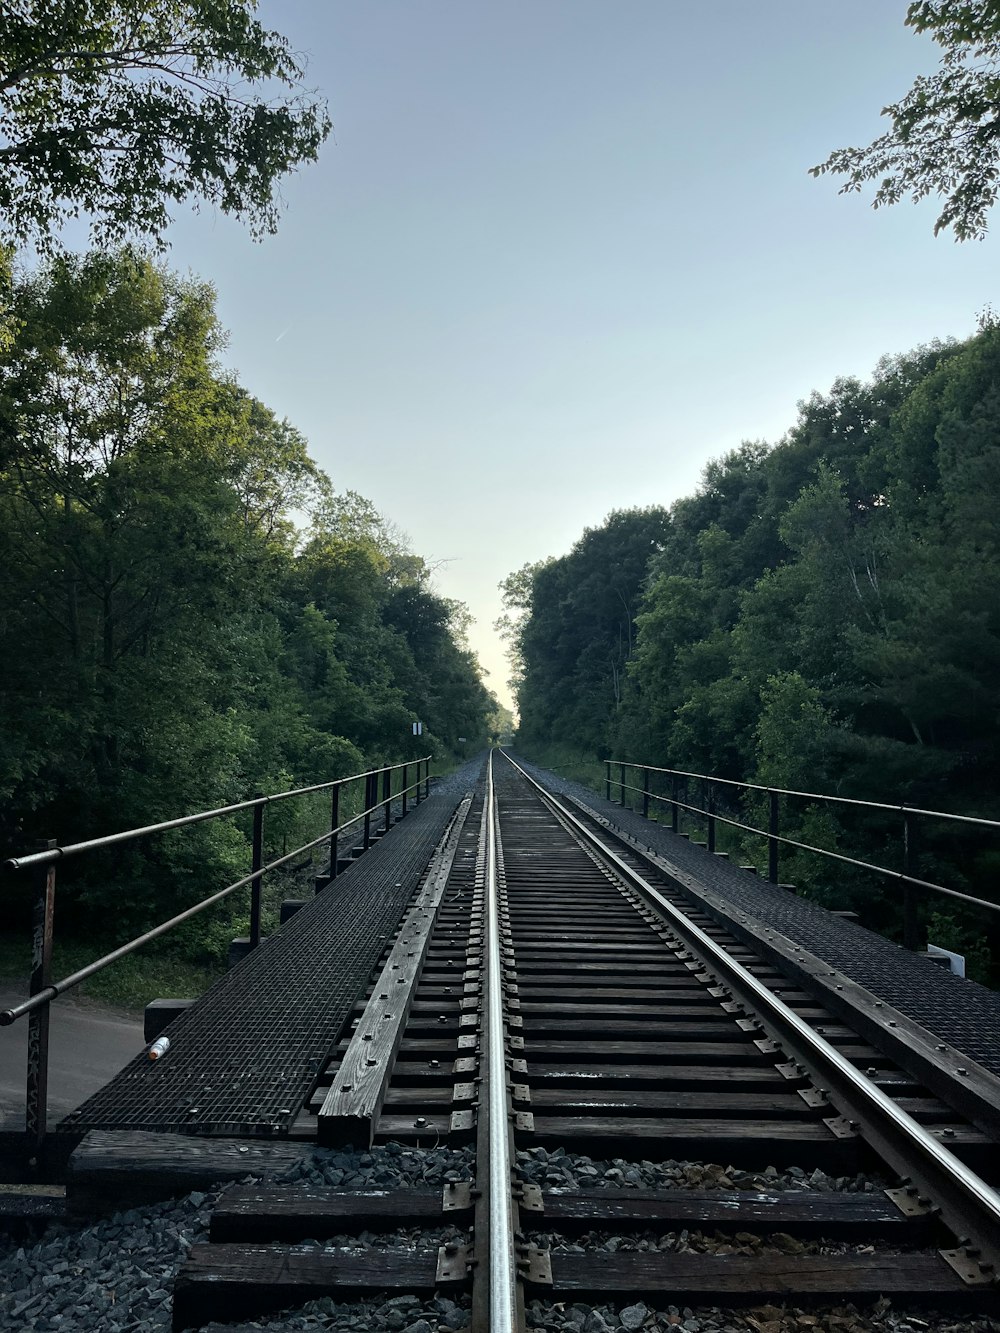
[{"left": 172, "top": 751, "right": 1000, "bottom": 1331}]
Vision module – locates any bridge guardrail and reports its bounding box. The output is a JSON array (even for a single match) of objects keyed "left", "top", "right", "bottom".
[
  {"left": 1, "top": 755, "right": 432, "bottom": 1152},
  {"left": 603, "top": 759, "right": 1000, "bottom": 953}
]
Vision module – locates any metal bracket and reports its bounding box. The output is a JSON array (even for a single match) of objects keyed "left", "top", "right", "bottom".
[
  {"left": 823, "top": 1115, "right": 857, "bottom": 1139},
  {"left": 442, "top": 1181, "right": 473, "bottom": 1212},
  {"left": 939, "top": 1248, "right": 996, "bottom": 1285},
  {"left": 517, "top": 1245, "right": 552, "bottom": 1286},
  {"left": 885, "top": 1186, "right": 932, "bottom": 1218},
  {"left": 459, "top": 1013, "right": 478, "bottom": 1029},
  {"left": 461, "top": 997, "right": 479, "bottom": 1011},
  {"left": 737, "top": 1017, "right": 760, "bottom": 1033},
  {"left": 754, "top": 1037, "right": 781, "bottom": 1056},
  {"left": 452, "top": 1082, "right": 476, "bottom": 1102},
  {"left": 514, "top": 1110, "right": 535, "bottom": 1131},
  {"left": 509, "top": 1035, "right": 525, "bottom": 1051},
  {"left": 457, "top": 1034, "right": 478, "bottom": 1051},
  {"left": 508, "top": 1013, "right": 523, "bottom": 1028},
  {"left": 450, "top": 1109, "right": 475, "bottom": 1133},
  {"left": 511, "top": 1082, "right": 531, "bottom": 1105},
  {"left": 775, "top": 1060, "right": 804, "bottom": 1081},
  {"left": 511, "top": 1058, "right": 528, "bottom": 1075},
  {"left": 453, "top": 1056, "right": 477, "bottom": 1075},
  {"left": 436, "top": 1243, "right": 472, "bottom": 1283},
  {"left": 798, "top": 1087, "right": 828, "bottom": 1109},
  {"left": 517, "top": 1181, "right": 544, "bottom": 1212}
]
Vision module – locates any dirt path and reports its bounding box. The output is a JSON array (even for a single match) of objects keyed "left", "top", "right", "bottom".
[{"left": 0, "top": 983, "right": 146, "bottom": 1130}]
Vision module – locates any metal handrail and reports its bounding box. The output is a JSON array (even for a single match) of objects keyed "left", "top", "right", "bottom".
[
  {"left": 599, "top": 760, "right": 1000, "bottom": 947},
  {"left": 1, "top": 753, "right": 433, "bottom": 1151},
  {"left": 603, "top": 758, "right": 1000, "bottom": 830}
]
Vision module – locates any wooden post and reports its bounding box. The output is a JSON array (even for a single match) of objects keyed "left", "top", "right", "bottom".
[
  {"left": 249, "top": 799, "right": 264, "bottom": 949},
  {"left": 26, "top": 842, "right": 56, "bottom": 1153}
]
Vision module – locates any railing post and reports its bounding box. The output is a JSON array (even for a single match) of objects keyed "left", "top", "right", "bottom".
[
  {"left": 671, "top": 774, "right": 679, "bottom": 833},
  {"left": 642, "top": 767, "right": 650, "bottom": 820},
  {"left": 249, "top": 798, "right": 264, "bottom": 949},
  {"left": 363, "top": 772, "right": 374, "bottom": 849},
  {"left": 26, "top": 841, "right": 56, "bottom": 1154},
  {"left": 768, "top": 790, "right": 779, "bottom": 884},
  {"left": 382, "top": 765, "right": 391, "bottom": 834},
  {"left": 415, "top": 761, "right": 422, "bottom": 805},
  {"left": 401, "top": 764, "right": 408, "bottom": 817},
  {"left": 707, "top": 781, "right": 716, "bottom": 854},
  {"left": 619, "top": 762, "right": 626, "bottom": 807},
  {"left": 424, "top": 757, "right": 430, "bottom": 799},
  {"left": 605, "top": 762, "right": 611, "bottom": 803},
  {"left": 328, "top": 782, "right": 341, "bottom": 882},
  {"left": 903, "top": 812, "right": 919, "bottom": 951}
]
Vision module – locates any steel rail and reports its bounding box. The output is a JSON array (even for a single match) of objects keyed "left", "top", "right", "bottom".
[
  {"left": 483, "top": 750, "right": 520, "bottom": 1331},
  {"left": 499, "top": 750, "right": 1000, "bottom": 1276}
]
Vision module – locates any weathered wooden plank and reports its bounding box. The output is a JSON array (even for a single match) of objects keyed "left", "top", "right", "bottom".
[
  {"left": 541, "top": 1187, "right": 936, "bottom": 1239},
  {"left": 318, "top": 797, "right": 472, "bottom": 1147},
  {"left": 68, "top": 1130, "right": 310, "bottom": 1206},
  {"left": 546, "top": 1250, "right": 977, "bottom": 1303},
  {"left": 209, "top": 1185, "right": 460, "bottom": 1241},
  {"left": 530, "top": 1089, "right": 814, "bottom": 1116},
  {"left": 531, "top": 1062, "right": 787, "bottom": 1086},
  {"left": 173, "top": 1245, "right": 440, "bottom": 1331},
  {"left": 531, "top": 1116, "right": 859, "bottom": 1168}
]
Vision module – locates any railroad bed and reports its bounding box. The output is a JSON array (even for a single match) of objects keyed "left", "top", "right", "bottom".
[{"left": 7, "top": 752, "right": 1000, "bottom": 1332}]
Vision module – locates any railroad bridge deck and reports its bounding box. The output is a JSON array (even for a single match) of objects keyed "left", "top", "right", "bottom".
[{"left": 61, "top": 753, "right": 1000, "bottom": 1143}]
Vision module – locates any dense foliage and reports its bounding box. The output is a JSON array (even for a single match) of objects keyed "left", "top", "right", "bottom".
[
  {"left": 814, "top": 1, "right": 1000, "bottom": 240},
  {"left": 0, "top": 1, "right": 330, "bottom": 252},
  {"left": 0, "top": 248, "right": 495, "bottom": 939},
  {"left": 504, "top": 326, "right": 1000, "bottom": 973}
]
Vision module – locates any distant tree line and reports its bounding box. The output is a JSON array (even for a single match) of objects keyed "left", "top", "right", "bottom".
[
  {"left": 502, "top": 325, "right": 1000, "bottom": 977},
  {"left": 0, "top": 248, "right": 496, "bottom": 940}
]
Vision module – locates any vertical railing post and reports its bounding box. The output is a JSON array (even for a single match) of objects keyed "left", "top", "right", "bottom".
[
  {"left": 415, "top": 760, "right": 422, "bottom": 805},
  {"left": 619, "top": 762, "right": 626, "bottom": 807},
  {"left": 382, "top": 765, "right": 391, "bottom": 834},
  {"left": 707, "top": 781, "right": 716, "bottom": 854},
  {"left": 768, "top": 790, "right": 780, "bottom": 884},
  {"left": 26, "top": 841, "right": 56, "bottom": 1154},
  {"left": 328, "top": 782, "right": 340, "bottom": 882},
  {"left": 424, "top": 757, "right": 430, "bottom": 799},
  {"left": 249, "top": 798, "right": 264, "bottom": 949},
  {"left": 671, "top": 774, "right": 679, "bottom": 833},
  {"left": 401, "top": 764, "right": 408, "bottom": 817},
  {"left": 642, "top": 767, "right": 650, "bottom": 820},
  {"left": 363, "top": 772, "right": 374, "bottom": 849},
  {"left": 605, "top": 762, "right": 611, "bottom": 803},
  {"left": 903, "top": 811, "right": 919, "bottom": 951}
]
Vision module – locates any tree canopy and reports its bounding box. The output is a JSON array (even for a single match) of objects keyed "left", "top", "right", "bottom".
[
  {"left": 813, "top": 1, "right": 1000, "bottom": 239},
  {"left": 0, "top": 1, "right": 331, "bottom": 251},
  {"left": 0, "top": 248, "right": 495, "bottom": 937}
]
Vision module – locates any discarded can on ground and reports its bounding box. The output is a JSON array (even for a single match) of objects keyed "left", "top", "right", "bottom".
[{"left": 148, "top": 1036, "right": 171, "bottom": 1060}]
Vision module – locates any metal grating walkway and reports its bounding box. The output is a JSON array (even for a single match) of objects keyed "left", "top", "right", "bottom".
[
  {"left": 64, "top": 762, "right": 485, "bottom": 1135},
  {"left": 519, "top": 758, "right": 1000, "bottom": 1081}
]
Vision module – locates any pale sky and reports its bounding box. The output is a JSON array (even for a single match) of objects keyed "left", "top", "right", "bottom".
[{"left": 157, "top": 2, "right": 998, "bottom": 709}]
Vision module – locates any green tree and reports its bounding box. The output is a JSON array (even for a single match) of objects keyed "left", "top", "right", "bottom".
[
  {"left": 813, "top": 1, "right": 1000, "bottom": 239},
  {"left": 0, "top": 1, "right": 331, "bottom": 251}
]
